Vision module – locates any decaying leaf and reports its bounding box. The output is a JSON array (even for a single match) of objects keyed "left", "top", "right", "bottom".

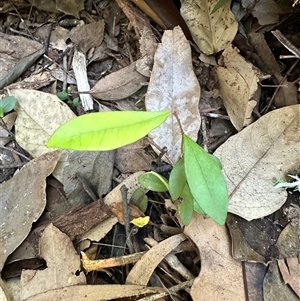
[
  {"left": 214, "top": 105, "right": 300, "bottom": 221},
  {"left": 20, "top": 224, "right": 86, "bottom": 300},
  {"left": 10, "top": 89, "right": 75, "bottom": 157},
  {"left": 0, "top": 151, "right": 61, "bottom": 272},
  {"left": 184, "top": 214, "right": 245, "bottom": 301},
  {"left": 89, "top": 61, "right": 147, "bottom": 100},
  {"left": 180, "top": 0, "right": 238, "bottom": 55},
  {"left": 216, "top": 44, "right": 266, "bottom": 131},
  {"left": 145, "top": 26, "right": 201, "bottom": 164}
]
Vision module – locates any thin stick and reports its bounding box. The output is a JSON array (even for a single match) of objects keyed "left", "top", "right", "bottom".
[
  {"left": 272, "top": 30, "right": 300, "bottom": 58},
  {"left": 120, "top": 184, "right": 134, "bottom": 254},
  {"left": 81, "top": 251, "right": 146, "bottom": 272}
]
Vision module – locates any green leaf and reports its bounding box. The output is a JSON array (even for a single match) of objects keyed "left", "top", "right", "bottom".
[
  {"left": 183, "top": 135, "right": 228, "bottom": 225},
  {"left": 130, "top": 187, "right": 148, "bottom": 212},
  {"left": 178, "top": 183, "right": 194, "bottom": 225},
  {"left": 169, "top": 157, "right": 186, "bottom": 200},
  {"left": 47, "top": 110, "right": 171, "bottom": 150},
  {"left": 138, "top": 171, "right": 169, "bottom": 192},
  {"left": 57, "top": 91, "right": 69, "bottom": 101},
  {"left": 0, "top": 96, "right": 17, "bottom": 116},
  {"left": 211, "top": 0, "right": 231, "bottom": 14}
]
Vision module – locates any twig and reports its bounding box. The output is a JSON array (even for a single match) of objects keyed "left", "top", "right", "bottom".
[
  {"left": 81, "top": 250, "right": 146, "bottom": 272},
  {"left": 272, "top": 30, "right": 300, "bottom": 58},
  {"left": 120, "top": 184, "right": 134, "bottom": 253},
  {"left": 0, "top": 145, "right": 30, "bottom": 161},
  {"left": 136, "top": 279, "right": 195, "bottom": 301}
]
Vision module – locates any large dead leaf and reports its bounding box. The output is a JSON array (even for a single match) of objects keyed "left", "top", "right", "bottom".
[
  {"left": 0, "top": 151, "right": 61, "bottom": 272},
  {"left": 145, "top": 26, "right": 201, "bottom": 164},
  {"left": 184, "top": 214, "right": 245, "bottom": 301},
  {"left": 216, "top": 44, "right": 266, "bottom": 131},
  {"left": 180, "top": 0, "right": 238, "bottom": 55},
  {"left": 10, "top": 89, "right": 75, "bottom": 157},
  {"left": 214, "top": 105, "right": 300, "bottom": 221},
  {"left": 20, "top": 224, "right": 86, "bottom": 300}
]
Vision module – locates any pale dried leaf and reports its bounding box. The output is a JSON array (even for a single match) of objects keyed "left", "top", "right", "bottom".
[
  {"left": 216, "top": 44, "right": 265, "bottom": 131},
  {"left": 0, "top": 112, "right": 16, "bottom": 146},
  {"left": 90, "top": 61, "right": 147, "bottom": 100},
  {"left": 10, "top": 89, "right": 75, "bottom": 158},
  {"left": 0, "top": 151, "right": 61, "bottom": 271},
  {"left": 23, "top": 284, "right": 164, "bottom": 301},
  {"left": 0, "top": 279, "right": 9, "bottom": 301},
  {"left": 126, "top": 233, "right": 186, "bottom": 285},
  {"left": 145, "top": 26, "right": 201, "bottom": 164},
  {"left": 184, "top": 214, "right": 245, "bottom": 301},
  {"left": 20, "top": 224, "right": 86, "bottom": 300},
  {"left": 180, "top": 0, "right": 238, "bottom": 55},
  {"left": 214, "top": 105, "right": 300, "bottom": 221}
]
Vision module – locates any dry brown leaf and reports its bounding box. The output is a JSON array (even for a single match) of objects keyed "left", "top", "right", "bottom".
[
  {"left": 20, "top": 224, "right": 86, "bottom": 300},
  {"left": 10, "top": 89, "right": 75, "bottom": 157},
  {"left": 115, "top": 138, "right": 152, "bottom": 173},
  {"left": 126, "top": 233, "right": 186, "bottom": 285},
  {"left": 184, "top": 214, "right": 245, "bottom": 301},
  {"left": 23, "top": 284, "right": 164, "bottom": 301},
  {"left": 145, "top": 26, "right": 201, "bottom": 164},
  {"left": 89, "top": 61, "right": 147, "bottom": 100},
  {"left": 69, "top": 20, "right": 104, "bottom": 54},
  {"left": 53, "top": 150, "right": 114, "bottom": 207},
  {"left": 278, "top": 258, "right": 300, "bottom": 297},
  {"left": 216, "top": 44, "right": 266, "bottom": 131},
  {"left": 0, "top": 151, "right": 61, "bottom": 272},
  {"left": 28, "top": 0, "right": 84, "bottom": 18},
  {"left": 263, "top": 260, "right": 299, "bottom": 301},
  {"left": 180, "top": 0, "right": 238, "bottom": 55},
  {"left": 214, "top": 105, "right": 300, "bottom": 221}
]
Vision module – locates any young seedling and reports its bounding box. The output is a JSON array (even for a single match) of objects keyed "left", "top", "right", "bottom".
[
  {"left": 47, "top": 110, "right": 228, "bottom": 225},
  {"left": 57, "top": 87, "right": 80, "bottom": 108},
  {"left": 0, "top": 96, "right": 17, "bottom": 117}
]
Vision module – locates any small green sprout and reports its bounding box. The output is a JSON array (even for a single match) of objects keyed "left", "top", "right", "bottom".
[
  {"left": 0, "top": 96, "right": 17, "bottom": 117},
  {"left": 57, "top": 87, "right": 80, "bottom": 107}
]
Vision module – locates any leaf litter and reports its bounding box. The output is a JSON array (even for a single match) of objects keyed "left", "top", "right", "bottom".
[{"left": 0, "top": 1, "right": 300, "bottom": 300}]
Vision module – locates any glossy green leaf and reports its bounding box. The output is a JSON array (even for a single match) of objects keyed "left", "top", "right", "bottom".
[
  {"left": 178, "top": 183, "right": 194, "bottom": 225},
  {"left": 138, "top": 171, "right": 169, "bottom": 192},
  {"left": 169, "top": 157, "right": 186, "bottom": 200},
  {"left": 47, "top": 110, "right": 171, "bottom": 151},
  {"left": 183, "top": 135, "right": 228, "bottom": 225},
  {"left": 0, "top": 96, "right": 17, "bottom": 117}
]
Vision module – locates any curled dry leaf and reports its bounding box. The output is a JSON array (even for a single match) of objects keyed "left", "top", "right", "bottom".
[
  {"left": 89, "top": 61, "right": 147, "bottom": 101},
  {"left": 180, "top": 0, "right": 238, "bottom": 55},
  {"left": 126, "top": 233, "right": 187, "bottom": 285},
  {"left": 20, "top": 224, "right": 86, "bottom": 300},
  {"left": 184, "top": 214, "right": 245, "bottom": 301},
  {"left": 10, "top": 89, "right": 75, "bottom": 158},
  {"left": 214, "top": 105, "right": 300, "bottom": 221},
  {"left": 216, "top": 44, "right": 267, "bottom": 131},
  {"left": 145, "top": 26, "right": 201, "bottom": 164},
  {"left": 0, "top": 150, "right": 61, "bottom": 272}
]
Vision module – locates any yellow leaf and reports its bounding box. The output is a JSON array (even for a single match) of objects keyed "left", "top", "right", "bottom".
[{"left": 131, "top": 216, "right": 150, "bottom": 227}]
